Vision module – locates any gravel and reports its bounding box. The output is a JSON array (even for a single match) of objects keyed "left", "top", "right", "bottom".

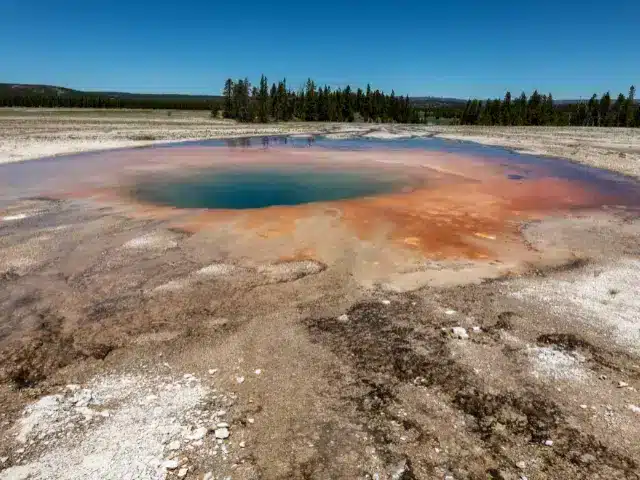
[
  {"left": 1, "top": 371, "right": 229, "bottom": 480},
  {"left": 528, "top": 346, "right": 588, "bottom": 381},
  {"left": 512, "top": 259, "right": 640, "bottom": 352}
]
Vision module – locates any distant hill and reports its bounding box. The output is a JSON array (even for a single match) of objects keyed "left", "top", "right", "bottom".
[
  {"left": 0, "top": 83, "right": 222, "bottom": 102},
  {"left": 1, "top": 83, "right": 472, "bottom": 106}
]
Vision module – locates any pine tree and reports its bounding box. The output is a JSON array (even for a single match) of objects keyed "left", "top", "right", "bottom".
[
  {"left": 626, "top": 85, "right": 636, "bottom": 127},
  {"left": 257, "top": 74, "right": 270, "bottom": 123},
  {"left": 614, "top": 93, "right": 626, "bottom": 127},
  {"left": 501, "top": 92, "right": 512, "bottom": 125},
  {"left": 599, "top": 92, "right": 612, "bottom": 126},
  {"left": 223, "top": 79, "right": 234, "bottom": 119},
  {"left": 543, "top": 93, "right": 554, "bottom": 125}
]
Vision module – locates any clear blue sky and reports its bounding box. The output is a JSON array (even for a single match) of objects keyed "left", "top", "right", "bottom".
[{"left": 1, "top": 0, "right": 637, "bottom": 99}]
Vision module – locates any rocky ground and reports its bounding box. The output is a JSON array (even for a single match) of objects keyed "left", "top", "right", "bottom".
[
  {"left": 420, "top": 126, "right": 640, "bottom": 179},
  {"left": 0, "top": 198, "right": 639, "bottom": 480},
  {"left": 0, "top": 115, "right": 639, "bottom": 479}
]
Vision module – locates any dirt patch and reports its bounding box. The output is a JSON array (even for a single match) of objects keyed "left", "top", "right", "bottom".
[{"left": 305, "top": 296, "right": 639, "bottom": 479}]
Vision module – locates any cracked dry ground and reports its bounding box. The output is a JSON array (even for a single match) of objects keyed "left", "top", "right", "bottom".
[{"left": 0, "top": 198, "right": 639, "bottom": 480}]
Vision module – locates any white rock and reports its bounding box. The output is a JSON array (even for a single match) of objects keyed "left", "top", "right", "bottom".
[
  {"left": 167, "top": 440, "right": 181, "bottom": 451},
  {"left": 543, "top": 439, "right": 553, "bottom": 446},
  {"left": 451, "top": 327, "right": 469, "bottom": 340},
  {"left": 247, "top": 418, "right": 255, "bottom": 424},
  {"left": 628, "top": 404, "right": 640, "bottom": 414},
  {"left": 72, "top": 389, "right": 94, "bottom": 407},
  {"left": 472, "top": 326, "right": 482, "bottom": 333},
  {"left": 0, "top": 456, "right": 8, "bottom": 463},
  {"left": 618, "top": 381, "right": 629, "bottom": 388},
  {"left": 445, "top": 309, "right": 456, "bottom": 315},
  {"left": 208, "top": 369, "right": 218, "bottom": 375},
  {"left": 217, "top": 422, "right": 229, "bottom": 428},
  {"left": 236, "top": 376, "right": 245, "bottom": 384},
  {"left": 161, "top": 459, "right": 179, "bottom": 470},
  {"left": 516, "top": 461, "right": 526, "bottom": 469},
  {"left": 216, "top": 410, "right": 227, "bottom": 416},
  {"left": 337, "top": 314, "right": 349, "bottom": 322},
  {"left": 254, "top": 369, "right": 262, "bottom": 375},
  {"left": 203, "top": 473, "right": 214, "bottom": 480},
  {"left": 188, "top": 427, "right": 208, "bottom": 441},
  {"left": 214, "top": 427, "right": 230, "bottom": 439},
  {"left": 177, "top": 467, "right": 188, "bottom": 478},
  {"left": 381, "top": 300, "right": 391, "bottom": 305},
  {"left": 579, "top": 404, "right": 588, "bottom": 409},
  {"left": 239, "top": 441, "right": 246, "bottom": 448},
  {"left": 65, "top": 384, "right": 80, "bottom": 391}
]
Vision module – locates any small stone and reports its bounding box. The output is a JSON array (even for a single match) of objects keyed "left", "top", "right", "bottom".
[
  {"left": 236, "top": 376, "right": 245, "bottom": 384},
  {"left": 65, "top": 384, "right": 80, "bottom": 391},
  {"left": 177, "top": 467, "right": 188, "bottom": 478},
  {"left": 543, "top": 439, "right": 553, "bottom": 446},
  {"left": 516, "top": 461, "right": 526, "bottom": 469},
  {"left": 216, "top": 410, "right": 227, "bottom": 416},
  {"left": 188, "top": 427, "right": 207, "bottom": 441},
  {"left": 254, "top": 369, "right": 262, "bottom": 375},
  {"left": 618, "top": 381, "right": 629, "bottom": 388},
  {"left": 216, "top": 422, "right": 229, "bottom": 428},
  {"left": 580, "top": 453, "right": 596, "bottom": 464},
  {"left": 381, "top": 299, "right": 391, "bottom": 305},
  {"left": 247, "top": 418, "right": 255, "bottom": 424},
  {"left": 203, "top": 473, "right": 214, "bottom": 480},
  {"left": 167, "top": 440, "right": 181, "bottom": 451},
  {"left": 628, "top": 404, "right": 640, "bottom": 414},
  {"left": 579, "top": 404, "right": 588, "bottom": 409},
  {"left": 214, "top": 427, "right": 230, "bottom": 439},
  {"left": 599, "top": 374, "right": 607, "bottom": 380},
  {"left": 472, "top": 326, "right": 482, "bottom": 333},
  {"left": 338, "top": 314, "right": 349, "bottom": 322},
  {"left": 239, "top": 441, "right": 246, "bottom": 448},
  {"left": 208, "top": 369, "right": 218, "bottom": 375},
  {"left": 445, "top": 309, "right": 456, "bottom": 315},
  {"left": 161, "top": 459, "right": 179, "bottom": 470},
  {"left": 99, "top": 411, "right": 110, "bottom": 417},
  {"left": 1, "top": 457, "right": 8, "bottom": 464},
  {"left": 451, "top": 327, "right": 469, "bottom": 340}
]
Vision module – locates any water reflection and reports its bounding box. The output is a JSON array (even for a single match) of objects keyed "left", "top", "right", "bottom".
[{"left": 224, "top": 135, "right": 316, "bottom": 148}]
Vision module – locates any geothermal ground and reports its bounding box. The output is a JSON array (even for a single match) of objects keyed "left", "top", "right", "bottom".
[{"left": 0, "top": 110, "right": 640, "bottom": 480}]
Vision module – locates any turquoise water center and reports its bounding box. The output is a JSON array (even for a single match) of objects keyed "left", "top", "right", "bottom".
[{"left": 132, "top": 168, "right": 412, "bottom": 209}]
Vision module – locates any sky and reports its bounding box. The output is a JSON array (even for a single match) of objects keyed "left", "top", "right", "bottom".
[{"left": 1, "top": 0, "right": 638, "bottom": 99}]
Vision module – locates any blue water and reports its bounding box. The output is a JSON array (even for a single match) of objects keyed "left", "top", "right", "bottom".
[
  {"left": 133, "top": 168, "right": 413, "bottom": 209},
  {"left": 1, "top": 134, "right": 639, "bottom": 209}
]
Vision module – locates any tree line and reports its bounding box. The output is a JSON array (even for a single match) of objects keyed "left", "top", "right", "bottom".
[
  {"left": 0, "top": 91, "right": 214, "bottom": 110},
  {"left": 219, "top": 76, "right": 419, "bottom": 123},
  {"left": 2, "top": 78, "right": 638, "bottom": 127},
  {"left": 220, "top": 76, "right": 639, "bottom": 127},
  {"left": 459, "top": 86, "right": 639, "bottom": 127}
]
